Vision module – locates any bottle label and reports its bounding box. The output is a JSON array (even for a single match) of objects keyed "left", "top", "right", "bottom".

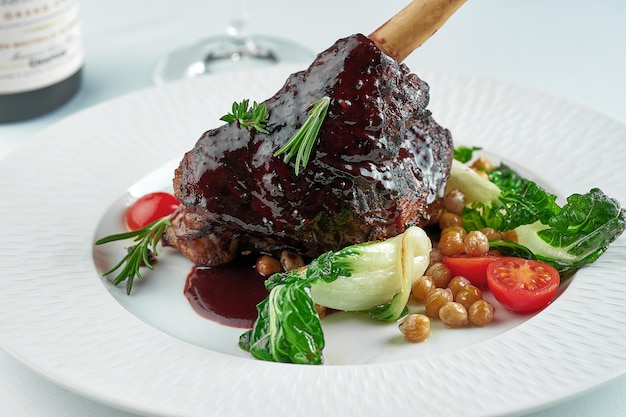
[{"left": 0, "top": 0, "right": 84, "bottom": 94}]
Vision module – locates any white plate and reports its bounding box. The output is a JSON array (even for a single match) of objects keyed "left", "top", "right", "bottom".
[{"left": 1, "top": 65, "right": 625, "bottom": 417}]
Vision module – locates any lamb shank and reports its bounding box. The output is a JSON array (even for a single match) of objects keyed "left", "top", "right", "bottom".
[
  {"left": 165, "top": 35, "right": 453, "bottom": 266},
  {"left": 164, "top": 2, "right": 463, "bottom": 266}
]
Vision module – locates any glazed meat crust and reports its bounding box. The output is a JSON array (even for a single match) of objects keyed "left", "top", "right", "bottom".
[{"left": 165, "top": 33, "right": 453, "bottom": 266}]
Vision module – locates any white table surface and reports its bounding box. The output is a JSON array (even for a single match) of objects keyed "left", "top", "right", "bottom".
[{"left": 1, "top": 1, "right": 625, "bottom": 416}]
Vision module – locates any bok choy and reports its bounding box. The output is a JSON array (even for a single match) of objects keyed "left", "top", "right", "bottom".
[
  {"left": 239, "top": 226, "right": 431, "bottom": 364},
  {"left": 447, "top": 159, "right": 625, "bottom": 277}
]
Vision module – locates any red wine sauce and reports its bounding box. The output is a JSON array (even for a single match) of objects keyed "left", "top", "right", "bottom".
[{"left": 184, "top": 257, "right": 269, "bottom": 329}]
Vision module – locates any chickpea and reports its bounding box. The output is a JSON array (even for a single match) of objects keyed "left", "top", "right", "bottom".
[
  {"left": 424, "top": 288, "right": 453, "bottom": 318},
  {"left": 438, "top": 212, "right": 464, "bottom": 229},
  {"left": 438, "top": 229, "right": 465, "bottom": 257},
  {"left": 468, "top": 300, "right": 495, "bottom": 327},
  {"left": 447, "top": 275, "right": 471, "bottom": 297},
  {"left": 425, "top": 262, "right": 453, "bottom": 288},
  {"left": 439, "top": 302, "right": 469, "bottom": 328},
  {"left": 480, "top": 227, "right": 502, "bottom": 241},
  {"left": 471, "top": 156, "right": 495, "bottom": 173},
  {"left": 429, "top": 248, "right": 443, "bottom": 267},
  {"left": 441, "top": 226, "right": 467, "bottom": 239},
  {"left": 399, "top": 314, "right": 430, "bottom": 343},
  {"left": 280, "top": 250, "right": 304, "bottom": 271},
  {"left": 411, "top": 275, "right": 435, "bottom": 302},
  {"left": 255, "top": 255, "right": 282, "bottom": 277},
  {"left": 473, "top": 169, "right": 491, "bottom": 180},
  {"left": 502, "top": 229, "right": 518, "bottom": 243},
  {"left": 455, "top": 285, "right": 483, "bottom": 310},
  {"left": 463, "top": 230, "right": 490, "bottom": 257},
  {"left": 443, "top": 189, "right": 466, "bottom": 215}
]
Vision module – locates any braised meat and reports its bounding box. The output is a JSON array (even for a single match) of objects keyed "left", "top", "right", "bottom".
[{"left": 164, "top": 33, "right": 453, "bottom": 266}]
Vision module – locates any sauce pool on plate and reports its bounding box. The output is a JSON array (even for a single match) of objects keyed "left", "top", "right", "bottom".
[{"left": 184, "top": 256, "right": 269, "bottom": 328}]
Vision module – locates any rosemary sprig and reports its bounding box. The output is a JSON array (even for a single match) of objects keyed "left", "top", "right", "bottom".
[
  {"left": 220, "top": 99, "right": 269, "bottom": 133},
  {"left": 95, "top": 217, "right": 171, "bottom": 295},
  {"left": 274, "top": 96, "right": 330, "bottom": 175}
]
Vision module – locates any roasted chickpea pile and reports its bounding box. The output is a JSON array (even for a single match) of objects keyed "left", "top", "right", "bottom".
[
  {"left": 399, "top": 157, "right": 503, "bottom": 343},
  {"left": 399, "top": 261, "right": 496, "bottom": 342},
  {"left": 254, "top": 250, "right": 305, "bottom": 277}
]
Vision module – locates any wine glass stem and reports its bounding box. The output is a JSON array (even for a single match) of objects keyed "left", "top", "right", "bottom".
[{"left": 226, "top": 0, "right": 251, "bottom": 44}]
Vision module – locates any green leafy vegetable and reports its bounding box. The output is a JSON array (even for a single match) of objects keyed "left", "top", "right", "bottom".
[
  {"left": 94, "top": 217, "right": 171, "bottom": 294},
  {"left": 239, "top": 278, "right": 325, "bottom": 364},
  {"left": 447, "top": 159, "right": 625, "bottom": 277},
  {"left": 453, "top": 146, "right": 482, "bottom": 163},
  {"left": 239, "top": 226, "right": 432, "bottom": 364},
  {"left": 273, "top": 96, "right": 330, "bottom": 175},
  {"left": 220, "top": 99, "right": 269, "bottom": 133}
]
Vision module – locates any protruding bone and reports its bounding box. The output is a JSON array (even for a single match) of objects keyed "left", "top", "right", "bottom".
[{"left": 369, "top": 0, "right": 466, "bottom": 62}]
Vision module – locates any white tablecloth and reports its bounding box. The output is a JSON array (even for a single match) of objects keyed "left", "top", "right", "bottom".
[{"left": 1, "top": 1, "right": 625, "bottom": 416}]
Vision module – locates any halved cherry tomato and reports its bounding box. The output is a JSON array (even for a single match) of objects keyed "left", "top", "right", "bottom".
[
  {"left": 442, "top": 255, "right": 501, "bottom": 287},
  {"left": 124, "top": 192, "right": 179, "bottom": 231},
  {"left": 486, "top": 257, "right": 560, "bottom": 314}
]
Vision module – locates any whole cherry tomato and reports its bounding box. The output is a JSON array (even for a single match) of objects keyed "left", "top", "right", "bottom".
[{"left": 124, "top": 192, "right": 179, "bottom": 231}]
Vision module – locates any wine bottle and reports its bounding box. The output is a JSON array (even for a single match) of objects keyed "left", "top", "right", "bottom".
[{"left": 0, "top": 0, "right": 84, "bottom": 123}]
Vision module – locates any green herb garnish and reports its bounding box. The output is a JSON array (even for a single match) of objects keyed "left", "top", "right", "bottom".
[
  {"left": 220, "top": 99, "right": 269, "bottom": 133},
  {"left": 95, "top": 217, "right": 171, "bottom": 295},
  {"left": 273, "top": 96, "right": 330, "bottom": 175}
]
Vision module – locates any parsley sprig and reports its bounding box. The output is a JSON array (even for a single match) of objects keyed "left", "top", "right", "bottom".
[
  {"left": 220, "top": 99, "right": 269, "bottom": 133},
  {"left": 274, "top": 96, "right": 330, "bottom": 175},
  {"left": 95, "top": 217, "right": 171, "bottom": 295}
]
